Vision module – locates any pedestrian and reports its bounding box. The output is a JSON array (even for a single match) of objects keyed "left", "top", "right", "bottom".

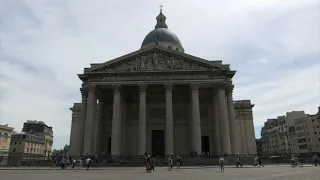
[
  {"left": 219, "top": 156, "right": 225, "bottom": 172},
  {"left": 95, "top": 155, "right": 99, "bottom": 168},
  {"left": 52, "top": 158, "right": 56, "bottom": 169},
  {"left": 168, "top": 156, "right": 173, "bottom": 171},
  {"left": 236, "top": 156, "right": 242, "bottom": 168},
  {"left": 150, "top": 156, "right": 155, "bottom": 172},
  {"left": 85, "top": 157, "right": 91, "bottom": 171},
  {"left": 312, "top": 154, "right": 318, "bottom": 166},
  {"left": 60, "top": 157, "right": 66, "bottom": 170},
  {"left": 146, "top": 155, "right": 151, "bottom": 172},
  {"left": 253, "top": 156, "right": 259, "bottom": 167},
  {"left": 258, "top": 156, "right": 264, "bottom": 167},
  {"left": 72, "top": 158, "right": 76, "bottom": 169},
  {"left": 79, "top": 157, "right": 83, "bottom": 169},
  {"left": 66, "top": 157, "right": 70, "bottom": 169},
  {"left": 176, "top": 155, "right": 182, "bottom": 169}
]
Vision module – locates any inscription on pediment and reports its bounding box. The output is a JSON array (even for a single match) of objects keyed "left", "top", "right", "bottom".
[{"left": 99, "top": 52, "right": 218, "bottom": 72}]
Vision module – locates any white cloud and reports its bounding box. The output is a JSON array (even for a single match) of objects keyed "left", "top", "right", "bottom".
[
  {"left": 0, "top": 0, "right": 319, "bottom": 147},
  {"left": 234, "top": 64, "right": 320, "bottom": 127}
]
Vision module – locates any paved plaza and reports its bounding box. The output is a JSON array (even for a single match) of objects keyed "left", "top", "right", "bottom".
[{"left": 1, "top": 166, "right": 320, "bottom": 180}]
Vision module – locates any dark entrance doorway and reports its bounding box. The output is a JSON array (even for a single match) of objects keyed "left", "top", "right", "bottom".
[
  {"left": 201, "top": 136, "right": 210, "bottom": 154},
  {"left": 152, "top": 130, "right": 165, "bottom": 157}
]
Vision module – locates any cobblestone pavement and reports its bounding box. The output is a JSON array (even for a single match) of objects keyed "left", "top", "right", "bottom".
[{"left": 1, "top": 166, "right": 320, "bottom": 180}]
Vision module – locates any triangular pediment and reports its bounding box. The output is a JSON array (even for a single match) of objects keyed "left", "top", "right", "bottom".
[{"left": 88, "top": 45, "right": 226, "bottom": 73}]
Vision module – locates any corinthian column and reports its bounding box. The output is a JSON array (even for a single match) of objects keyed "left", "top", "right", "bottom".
[
  {"left": 212, "top": 87, "right": 221, "bottom": 153},
  {"left": 165, "top": 83, "right": 174, "bottom": 155},
  {"left": 78, "top": 86, "right": 87, "bottom": 155},
  {"left": 226, "top": 83, "right": 240, "bottom": 154},
  {"left": 190, "top": 83, "right": 202, "bottom": 154},
  {"left": 94, "top": 98, "right": 104, "bottom": 154},
  {"left": 138, "top": 84, "right": 147, "bottom": 155},
  {"left": 111, "top": 84, "right": 122, "bottom": 156},
  {"left": 83, "top": 85, "right": 97, "bottom": 155},
  {"left": 217, "top": 82, "right": 231, "bottom": 154}
]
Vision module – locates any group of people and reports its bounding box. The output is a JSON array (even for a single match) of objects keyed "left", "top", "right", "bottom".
[
  {"left": 55, "top": 157, "right": 92, "bottom": 171},
  {"left": 144, "top": 153, "right": 182, "bottom": 172}
]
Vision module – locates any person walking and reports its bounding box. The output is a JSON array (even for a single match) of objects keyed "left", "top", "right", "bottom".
[
  {"left": 60, "top": 157, "right": 66, "bottom": 170},
  {"left": 79, "top": 157, "right": 83, "bottom": 169},
  {"left": 72, "top": 158, "right": 76, "bottom": 169},
  {"left": 312, "top": 154, "right": 318, "bottom": 166},
  {"left": 236, "top": 156, "right": 242, "bottom": 168},
  {"left": 168, "top": 156, "right": 173, "bottom": 171},
  {"left": 176, "top": 155, "right": 182, "bottom": 170},
  {"left": 145, "top": 155, "right": 151, "bottom": 172},
  {"left": 253, "top": 156, "right": 259, "bottom": 167},
  {"left": 85, "top": 157, "right": 91, "bottom": 171},
  {"left": 65, "top": 157, "right": 70, "bottom": 169},
  {"left": 219, "top": 156, "right": 225, "bottom": 172},
  {"left": 258, "top": 156, "right": 264, "bottom": 167},
  {"left": 150, "top": 156, "right": 156, "bottom": 172},
  {"left": 52, "top": 158, "right": 57, "bottom": 169}
]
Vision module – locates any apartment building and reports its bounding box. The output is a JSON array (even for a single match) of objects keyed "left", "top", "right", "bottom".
[
  {"left": 261, "top": 108, "right": 320, "bottom": 156},
  {"left": 0, "top": 124, "right": 14, "bottom": 165},
  {"left": 286, "top": 111, "right": 306, "bottom": 153},
  {"left": 22, "top": 120, "right": 53, "bottom": 157},
  {"left": 261, "top": 116, "right": 290, "bottom": 156},
  {"left": 8, "top": 133, "right": 46, "bottom": 164}
]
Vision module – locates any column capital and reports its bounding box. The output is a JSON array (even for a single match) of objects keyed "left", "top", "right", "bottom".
[
  {"left": 87, "top": 84, "right": 96, "bottom": 93},
  {"left": 112, "top": 84, "right": 122, "bottom": 94},
  {"left": 216, "top": 81, "right": 227, "bottom": 90},
  {"left": 225, "top": 83, "right": 234, "bottom": 93},
  {"left": 138, "top": 84, "right": 148, "bottom": 92},
  {"left": 164, "top": 83, "right": 173, "bottom": 92},
  {"left": 80, "top": 86, "right": 88, "bottom": 97},
  {"left": 190, "top": 83, "right": 200, "bottom": 91}
]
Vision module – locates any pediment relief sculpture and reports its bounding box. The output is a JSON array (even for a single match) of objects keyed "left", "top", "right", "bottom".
[{"left": 93, "top": 52, "right": 220, "bottom": 72}]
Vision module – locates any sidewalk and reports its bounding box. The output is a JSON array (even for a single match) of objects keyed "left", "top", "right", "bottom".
[{"left": 0, "top": 164, "right": 318, "bottom": 170}]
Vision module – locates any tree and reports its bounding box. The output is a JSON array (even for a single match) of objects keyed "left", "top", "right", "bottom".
[{"left": 256, "top": 139, "right": 262, "bottom": 156}]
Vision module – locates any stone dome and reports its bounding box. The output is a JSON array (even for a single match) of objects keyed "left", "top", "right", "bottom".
[{"left": 141, "top": 9, "right": 184, "bottom": 52}]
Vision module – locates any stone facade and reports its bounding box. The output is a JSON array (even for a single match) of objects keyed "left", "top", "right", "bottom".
[
  {"left": 0, "top": 124, "right": 14, "bottom": 165},
  {"left": 68, "top": 10, "right": 257, "bottom": 157},
  {"left": 261, "top": 109, "right": 320, "bottom": 155},
  {"left": 261, "top": 116, "right": 290, "bottom": 156},
  {"left": 21, "top": 120, "right": 53, "bottom": 157}
]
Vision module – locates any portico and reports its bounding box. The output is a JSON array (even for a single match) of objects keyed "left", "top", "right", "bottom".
[{"left": 68, "top": 9, "right": 257, "bottom": 157}]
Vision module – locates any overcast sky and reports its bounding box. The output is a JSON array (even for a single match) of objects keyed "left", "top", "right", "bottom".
[{"left": 0, "top": 0, "right": 319, "bottom": 149}]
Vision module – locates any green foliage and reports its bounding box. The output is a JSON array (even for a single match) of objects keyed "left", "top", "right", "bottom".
[{"left": 256, "top": 139, "right": 262, "bottom": 156}]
